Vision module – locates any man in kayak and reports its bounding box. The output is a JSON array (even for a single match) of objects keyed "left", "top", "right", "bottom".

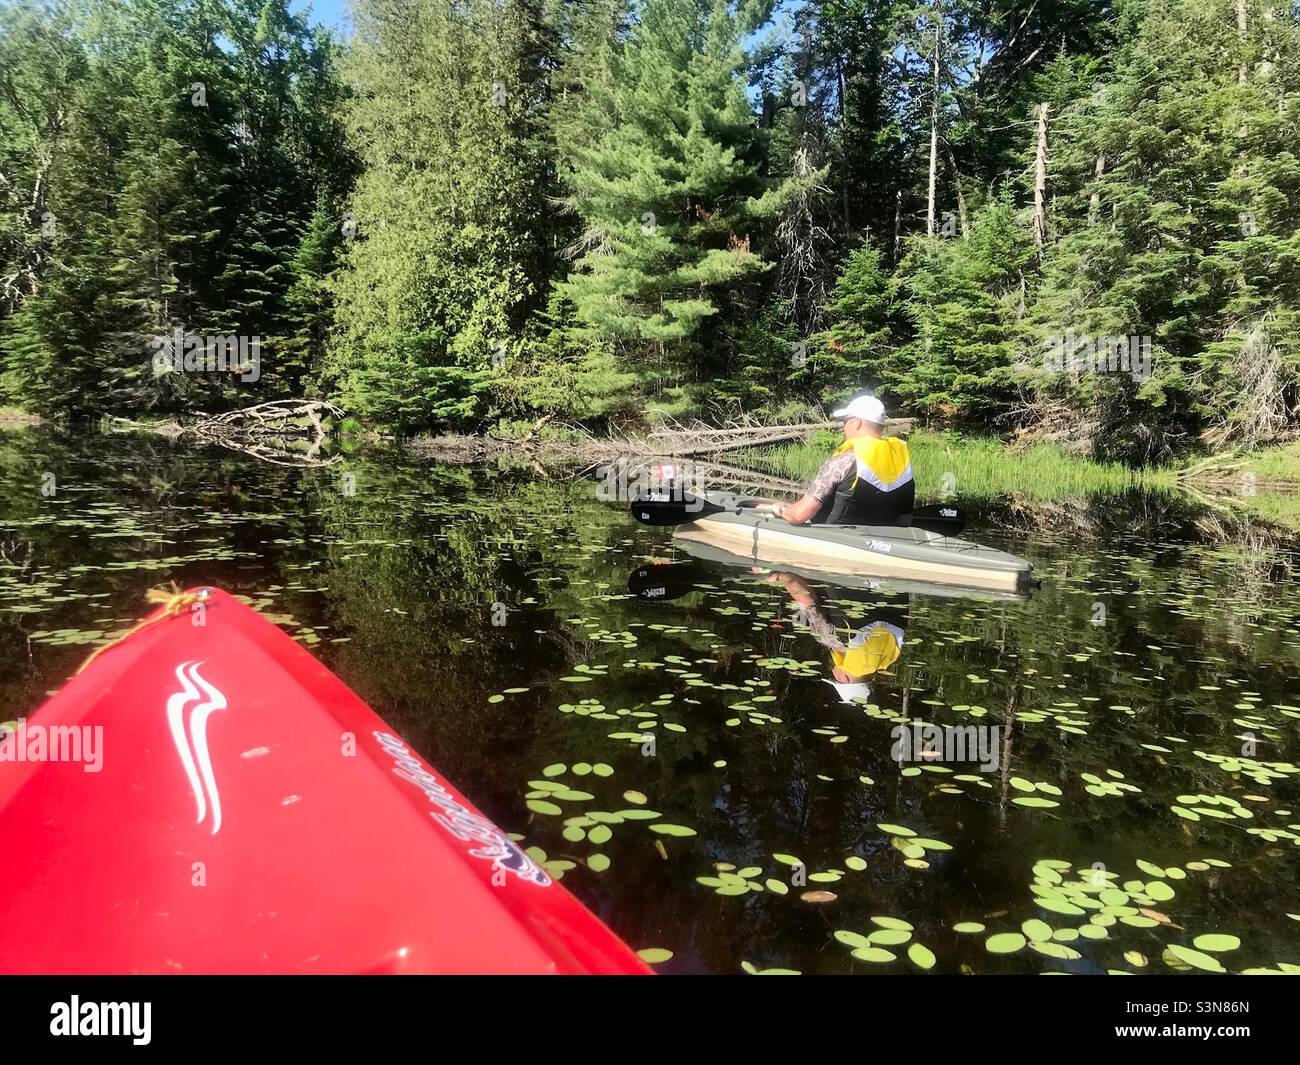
[{"left": 758, "top": 394, "right": 914, "bottom": 525}]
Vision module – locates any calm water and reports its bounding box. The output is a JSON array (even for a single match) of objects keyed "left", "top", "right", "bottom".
[{"left": 3, "top": 427, "right": 1300, "bottom": 974}]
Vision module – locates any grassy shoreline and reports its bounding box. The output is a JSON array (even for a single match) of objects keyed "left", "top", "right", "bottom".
[
  {"left": 0, "top": 407, "right": 43, "bottom": 430},
  {"left": 1177, "top": 439, "right": 1300, "bottom": 487},
  {"left": 735, "top": 430, "right": 1181, "bottom": 501}
]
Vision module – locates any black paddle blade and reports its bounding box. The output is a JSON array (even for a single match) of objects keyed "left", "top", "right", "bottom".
[
  {"left": 626, "top": 562, "right": 709, "bottom": 601},
  {"left": 910, "top": 503, "right": 966, "bottom": 536},
  {"left": 629, "top": 490, "right": 723, "bottom": 526}
]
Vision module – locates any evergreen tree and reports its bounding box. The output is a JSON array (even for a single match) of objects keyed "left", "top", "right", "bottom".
[
  {"left": 558, "top": 0, "right": 792, "bottom": 395},
  {"left": 891, "top": 194, "right": 1034, "bottom": 421},
  {"left": 1, "top": 0, "right": 349, "bottom": 414},
  {"left": 1027, "top": 0, "right": 1300, "bottom": 459},
  {"left": 324, "top": 0, "right": 556, "bottom": 430},
  {"left": 812, "top": 240, "right": 895, "bottom": 397}
]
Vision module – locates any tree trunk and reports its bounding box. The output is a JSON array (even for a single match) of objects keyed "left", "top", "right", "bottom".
[
  {"left": 926, "top": 13, "right": 942, "bottom": 237},
  {"left": 1237, "top": 0, "right": 1248, "bottom": 84},
  {"left": 835, "top": 53, "right": 850, "bottom": 237},
  {"left": 941, "top": 139, "right": 968, "bottom": 237},
  {"left": 1089, "top": 151, "right": 1105, "bottom": 223},
  {"left": 1032, "top": 102, "right": 1050, "bottom": 249},
  {"left": 893, "top": 188, "right": 902, "bottom": 260}
]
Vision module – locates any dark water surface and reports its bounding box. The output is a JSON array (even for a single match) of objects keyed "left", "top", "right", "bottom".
[{"left": 3, "top": 428, "right": 1300, "bottom": 974}]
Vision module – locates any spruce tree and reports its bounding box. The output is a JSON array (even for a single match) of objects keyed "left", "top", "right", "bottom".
[{"left": 558, "top": 0, "right": 791, "bottom": 392}]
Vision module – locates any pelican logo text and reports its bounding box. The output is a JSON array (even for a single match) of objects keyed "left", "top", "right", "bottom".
[{"left": 373, "top": 731, "right": 551, "bottom": 886}]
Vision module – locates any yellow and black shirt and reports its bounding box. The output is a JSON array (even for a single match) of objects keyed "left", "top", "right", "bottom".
[{"left": 805, "top": 437, "right": 915, "bottom": 523}]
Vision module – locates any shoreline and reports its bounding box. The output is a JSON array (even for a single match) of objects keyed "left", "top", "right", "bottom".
[
  {"left": 0, "top": 409, "right": 43, "bottom": 430},
  {"left": 13, "top": 409, "right": 1300, "bottom": 494}
]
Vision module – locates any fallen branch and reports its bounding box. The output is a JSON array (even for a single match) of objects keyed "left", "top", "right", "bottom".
[{"left": 106, "top": 400, "right": 345, "bottom": 468}]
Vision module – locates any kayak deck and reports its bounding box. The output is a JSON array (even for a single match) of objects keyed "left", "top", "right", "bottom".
[
  {"left": 672, "top": 537, "right": 1032, "bottom": 602},
  {"left": 0, "top": 588, "right": 649, "bottom": 975},
  {"left": 674, "top": 495, "right": 1033, "bottom": 594}
]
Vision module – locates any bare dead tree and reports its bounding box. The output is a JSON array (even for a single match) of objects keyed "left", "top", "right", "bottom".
[
  {"left": 1199, "top": 321, "right": 1297, "bottom": 450},
  {"left": 776, "top": 141, "right": 835, "bottom": 335},
  {"left": 926, "top": 6, "right": 943, "bottom": 237},
  {"left": 1032, "top": 103, "right": 1050, "bottom": 250}
]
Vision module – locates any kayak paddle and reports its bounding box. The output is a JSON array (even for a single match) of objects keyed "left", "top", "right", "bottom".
[
  {"left": 629, "top": 490, "right": 966, "bottom": 536},
  {"left": 626, "top": 562, "right": 711, "bottom": 601}
]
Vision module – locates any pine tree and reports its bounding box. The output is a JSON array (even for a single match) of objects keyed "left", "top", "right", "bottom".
[
  {"left": 812, "top": 240, "right": 895, "bottom": 398},
  {"left": 1026, "top": 0, "right": 1300, "bottom": 459},
  {"left": 558, "top": 0, "right": 791, "bottom": 393},
  {"left": 890, "top": 194, "right": 1034, "bottom": 421},
  {"left": 1, "top": 0, "right": 350, "bottom": 414}
]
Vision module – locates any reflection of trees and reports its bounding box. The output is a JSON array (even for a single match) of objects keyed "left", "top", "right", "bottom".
[
  {"left": 4, "top": 430, "right": 1299, "bottom": 973},
  {"left": 302, "top": 461, "right": 649, "bottom": 836}
]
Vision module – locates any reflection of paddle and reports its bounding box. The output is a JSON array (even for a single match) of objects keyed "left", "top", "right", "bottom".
[
  {"left": 630, "top": 489, "right": 966, "bottom": 536},
  {"left": 626, "top": 562, "right": 711, "bottom": 601}
]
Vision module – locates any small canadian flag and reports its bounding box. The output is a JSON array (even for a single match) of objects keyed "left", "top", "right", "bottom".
[{"left": 652, "top": 464, "right": 680, "bottom": 482}]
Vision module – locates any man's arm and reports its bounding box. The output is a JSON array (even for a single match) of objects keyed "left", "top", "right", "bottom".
[
  {"left": 764, "top": 452, "right": 854, "bottom": 524},
  {"left": 773, "top": 494, "right": 823, "bottom": 524}
]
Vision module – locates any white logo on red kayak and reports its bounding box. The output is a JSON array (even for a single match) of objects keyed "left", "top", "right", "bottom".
[
  {"left": 372, "top": 731, "right": 551, "bottom": 887},
  {"left": 166, "top": 661, "right": 227, "bottom": 835}
]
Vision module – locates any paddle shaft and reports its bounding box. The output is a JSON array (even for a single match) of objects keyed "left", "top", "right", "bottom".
[{"left": 630, "top": 491, "right": 965, "bottom": 536}]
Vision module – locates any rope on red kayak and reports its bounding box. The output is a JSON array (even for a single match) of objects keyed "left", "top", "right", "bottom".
[{"left": 75, "top": 584, "right": 203, "bottom": 676}]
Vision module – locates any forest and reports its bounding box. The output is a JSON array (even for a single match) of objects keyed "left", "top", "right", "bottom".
[{"left": 1, "top": 0, "right": 1298, "bottom": 464}]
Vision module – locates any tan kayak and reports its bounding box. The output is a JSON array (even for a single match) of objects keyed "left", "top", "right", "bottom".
[{"left": 672, "top": 493, "right": 1034, "bottom": 594}]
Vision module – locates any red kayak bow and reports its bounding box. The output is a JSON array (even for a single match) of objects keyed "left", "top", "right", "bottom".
[{"left": 0, "top": 587, "right": 650, "bottom": 974}]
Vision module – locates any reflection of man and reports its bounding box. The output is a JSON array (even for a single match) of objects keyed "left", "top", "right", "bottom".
[{"left": 760, "top": 571, "right": 906, "bottom": 704}]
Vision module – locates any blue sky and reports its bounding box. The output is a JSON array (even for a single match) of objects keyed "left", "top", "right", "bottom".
[
  {"left": 291, "top": 1, "right": 799, "bottom": 40},
  {"left": 291, "top": 0, "right": 350, "bottom": 33}
]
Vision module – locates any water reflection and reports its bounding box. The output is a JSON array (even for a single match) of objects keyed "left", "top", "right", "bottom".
[{"left": 2, "top": 427, "right": 1300, "bottom": 974}]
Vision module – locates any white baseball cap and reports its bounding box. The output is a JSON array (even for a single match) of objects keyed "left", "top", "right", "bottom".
[
  {"left": 824, "top": 679, "right": 872, "bottom": 704},
  {"left": 831, "top": 394, "right": 886, "bottom": 424}
]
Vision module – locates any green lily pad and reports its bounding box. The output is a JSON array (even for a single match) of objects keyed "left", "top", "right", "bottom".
[
  {"left": 985, "top": 933, "right": 1027, "bottom": 954},
  {"left": 1191, "top": 934, "right": 1240, "bottom": 953},
  {"left": 851, "top": 947, "right": 897, "bottom": 963},
  {"left": 907, "top": 943, "right": 937, "bottom": 969}
]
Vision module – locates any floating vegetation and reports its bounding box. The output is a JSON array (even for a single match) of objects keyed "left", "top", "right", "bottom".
[
  {"left": 947, "top": 856, "right": 1300, "bottom": 975},
  {"left": 7, "top": 431, "right": 1300, "bottom": 975},
  {"left": 833, "top": 919, "right": 938, "bottom": 970},
  {"left": 1080, "top": 771, "right": 1142, "bottom": 798},
  {"left": 1193, "top": 750, "right": 1299, "bottom": 787},
  {"left": 740, "top": 961, "right": 801, "bottom": 975}
]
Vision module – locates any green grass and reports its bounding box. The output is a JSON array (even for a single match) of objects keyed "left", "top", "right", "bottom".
[
  {"left": 0, "top": 406, "right": 42, "bottom": 430},
  {"left": 1186, "top": 439, "right": 1300, "bottom": 484},
  {"left": 735, "top": 429, "right": 1179, "bottom": 501}
]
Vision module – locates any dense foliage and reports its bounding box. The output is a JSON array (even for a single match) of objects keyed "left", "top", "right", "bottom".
[{"left": 1, "top": 0, "right": 1298, "bottom": 460}]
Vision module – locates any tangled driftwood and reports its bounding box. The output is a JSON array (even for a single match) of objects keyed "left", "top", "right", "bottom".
[
  {"left": 109, "top": 399, "right": 345, "bottom": 468},
  {"left": 197, "top": 399, "right": 343, "bottom": 435},
  {"left": 407, "top": 417, "right": 913, "bottom": 465}
]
